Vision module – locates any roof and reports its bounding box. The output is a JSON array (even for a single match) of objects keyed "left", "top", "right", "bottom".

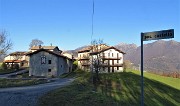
[
  {"left": 9, "top": 51, "right": 27, "bottom": 56},
  {"left": 30, "top": 46, "right": 60, "bottom": 51},
  {"left": 4, "top": 60, "right": 26, "bottom": 63},
  {"left": 26, "top": 49, "right": 72, "bottom": 60},
  {"left": 77, "top": 46, "right": 92, "bottom": 53},
  {"left": 90, "top": 46, "right": 126, "bottom": 55},
  {"left": 78, "top": 44, "right": 109, "bottom": 53}
]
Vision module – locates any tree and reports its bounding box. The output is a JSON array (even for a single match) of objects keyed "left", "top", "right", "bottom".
[
  {"left": 90, "top": 39, "right": 105, "bottom": 83},
  {"left": 29, "top": 39, "right": 44, "bottom": 48},
  {"left": 0, "top": 31, "right": 13, "bottom": 56},
  {"left": 1, "top": 62, "right": 7, "bottom": 70},
  {"left": 11, "top": 52, "right": 23, "bottom": 60},
  {"left": 73, "top": 60, "right": 78, "bottom": 71}
]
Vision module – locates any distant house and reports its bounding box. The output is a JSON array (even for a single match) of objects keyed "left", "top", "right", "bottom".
[
  {"left": 4, "top": 51, "right": 29, "bottom": 68},
  {"left": 27, "top": 46, "right": 73, "bottom": 77},
  {"left": 29, "top": 45, "right": 62, "bottom": 53},
  {"left": 78, "top": 44, "right": 125, "bottom": 72}
]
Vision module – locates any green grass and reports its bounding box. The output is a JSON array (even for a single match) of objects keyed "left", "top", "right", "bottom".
[
  {"left": 0, "top": 69, "right": 16, "bottom": 74},
  {"left": 0, "top": 78, "right": 48, "bottom": 88},
  {"left": 39, "top": 70, "right": 180, "bottom": 106},
  {"left": 131, "top": 70, "right": 180, "bottom": 90}
]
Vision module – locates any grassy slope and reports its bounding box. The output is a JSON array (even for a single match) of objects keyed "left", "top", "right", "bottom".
[
  {"left": 0, "top": 78, "right": 48, "bottom": 88},
  {"left": 131, "top": 70, "right": 180, "bottom": 90},
  {"left": 39, "top": 70, "right": 180, "bottom": 106}
]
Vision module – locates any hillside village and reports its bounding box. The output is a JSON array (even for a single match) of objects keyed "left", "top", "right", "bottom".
[{"left": 3, "top": 44, "right": 126, "bottom": 77}]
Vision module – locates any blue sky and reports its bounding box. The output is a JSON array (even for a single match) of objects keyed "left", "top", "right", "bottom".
[{"left": 0, "top": 0, "right": 179, "bottom": 52}]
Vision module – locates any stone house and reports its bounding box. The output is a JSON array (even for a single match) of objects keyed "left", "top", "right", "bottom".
[
  {"left": 26, "top": 48, "right": 73, "bottom": 77},
  {"left": 4, "top": 51, "right": 29, "bottom": 68},
  {"left": 78, "top": 44, "right": 125, "bottom": 72}
]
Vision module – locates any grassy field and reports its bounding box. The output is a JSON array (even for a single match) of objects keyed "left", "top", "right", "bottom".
[
  {"left": 39, "top": 70, "right": 180, "bottom": 106},
  {"left": 131, "top": 70, "right": 180, "bottom": 90},
  {"left": 0, "top": 69, "right": 16, "bottom": 74},
  {"left": 0, "top": 78, "right": 48, "bottom": 88}
]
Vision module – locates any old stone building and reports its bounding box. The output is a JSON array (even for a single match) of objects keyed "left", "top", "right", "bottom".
[{"left": 27, "top": 46, "right": 73, "bottom": 77}]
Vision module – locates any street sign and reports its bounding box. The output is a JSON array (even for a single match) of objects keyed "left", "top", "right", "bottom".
[
  {"left": 142, "top": 29, "right": 174, "bottom": 41},
  {"left": 140, "top": 29, "right": 174, "bottom": 106}
]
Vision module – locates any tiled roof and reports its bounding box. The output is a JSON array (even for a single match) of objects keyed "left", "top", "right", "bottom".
[
  {"left": 26, "top": 49, "right": 72, "bottom": 60},
  {"left": 9, "top": 51, "right": 27, "bottom": 56},
  {"left": 4, "top": 60, "right": 25, "bottom": 63},
  {"left": 90, "top": 46, "right": 126, "bottom": 55},
  {"left": 78, "top": 46, "right": 92, "bottom": 53},
  {"left": 30, "top": 46, "right": 60, "bottom": 50},
  {"left": 78, "top": 44, "right": 110, "bottom": 53}
]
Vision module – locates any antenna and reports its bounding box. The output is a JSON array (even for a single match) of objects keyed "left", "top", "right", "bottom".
[{"left": 91, "top": 0, "right": 94, "bottom": 44}]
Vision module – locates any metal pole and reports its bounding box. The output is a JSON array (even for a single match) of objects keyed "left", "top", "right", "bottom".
[{"left": 141, "top": 33, "right": 144, "bottom": 106}]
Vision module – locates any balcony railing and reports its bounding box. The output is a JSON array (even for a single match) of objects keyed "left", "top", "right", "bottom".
[
  {"left": 78, "top": 56, "right": 90, "bottom": 60},
  {"left": 100, "top": 56, "right": 122, "bottom": 60},
  {"left": 81, "top": 62, "right": 90, "bottom": 66},
  {"left": 100, "top": 63, "right": 123, "bottom": 67}
]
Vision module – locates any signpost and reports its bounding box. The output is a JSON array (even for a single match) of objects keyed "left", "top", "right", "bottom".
[{"left": 140, "top": 29, "right": 174, "bottom": 106}]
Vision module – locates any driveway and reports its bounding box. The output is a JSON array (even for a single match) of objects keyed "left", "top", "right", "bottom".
[{"left": 0, "top": 78, "right": 74, "bottom": 106}]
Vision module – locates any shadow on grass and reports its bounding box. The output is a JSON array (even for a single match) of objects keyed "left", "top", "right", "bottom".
[
  {"left": 98, "top": 72, "right": 180, "bottom": 106},
  {"left": 39, "top": 71, "right": 180, "bottom": 106}
]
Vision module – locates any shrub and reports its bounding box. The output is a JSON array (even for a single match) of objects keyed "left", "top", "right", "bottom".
[
  {"left": 73, "top": 60, "right": 78, "bottom": 71},
  {"left": 1, "top": 62, "right": 7, "bottom": 70},
  {"left": 13, "top": 64, "right": 19, "bottom": 70}
]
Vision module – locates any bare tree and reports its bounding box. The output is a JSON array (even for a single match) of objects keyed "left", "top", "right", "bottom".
[
  {"left": 11, "top": 52, "right": 24, "bottom": 60},
  {"left": 29, "top": 39, "right": 44, "bottom": 48},
  {"left": 90, "top": 39, "right": 105, "bottom": 82},
  {"left": 0, "top": 31, "right": 13, "bottom": 56}
]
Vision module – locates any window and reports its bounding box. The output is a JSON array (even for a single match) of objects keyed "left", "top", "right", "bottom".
[
  {"left": 108, "top": 53, "right": 110, "bottom": 57},
  {"left": 117, "top": 67, "right": 119, "bottom": 70},
  {"left": 48, "top": 60, "right": 51, "bottom": 64},
  {"left": 48, "top": 69, "right": 51, "bottom": 72},
  {"left": 41, "top": 56, "right": 46, "bottom": 64},
  {"left": 103, "top": 53, "right": 105, "bottom": 57},
  {"left": 112, "top": 67, "right": 114, "bottom": 73},
  {"left": 112, "top": 60, "right": 114, "bottom": 65},
  {"left": 117, "top": 53, "right": 119, "bottom": 58},
  {"left": 108, "top": 67, "right": 110, "bottom": 73},
  {"left": 103, "top": 67, "right": 105, "bottom": 71},
  {"left": 117, "top": 60, "right": 119, "bottom": 63},
  {"left": 112, "top": 53, "right": 113, "bottom": 57}
]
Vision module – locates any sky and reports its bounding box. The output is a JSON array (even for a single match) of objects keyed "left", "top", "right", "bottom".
[{"left": 0, "top": 0, "right": 179, "bottom": 53}]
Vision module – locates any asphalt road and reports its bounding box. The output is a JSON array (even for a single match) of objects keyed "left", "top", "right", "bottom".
[{"left": 0, "top": 78, "right": 74, "bottom": 106}]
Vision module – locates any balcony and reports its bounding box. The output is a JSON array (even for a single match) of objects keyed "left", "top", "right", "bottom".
[
  {"left": 100, "top": 56, "right": 122, "bottom": 60},
  {"left": 100, "top": 63, "right": 123, "bottom": 67},
  {"left": 81, "top": 62, "right": 90, "bottom": 66},
  {"left": 78, "top": 56, "right": 90, "bottom": 60}
]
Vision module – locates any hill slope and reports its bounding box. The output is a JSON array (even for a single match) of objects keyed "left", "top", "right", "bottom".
[
  {"left": 115, "top": 40, "right": 180, "bottom": 72},
  {"left": 66, "top": 40, "right": 180, "bottom": 72}
]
